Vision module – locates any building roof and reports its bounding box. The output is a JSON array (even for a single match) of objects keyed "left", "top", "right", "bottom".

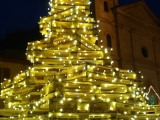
[
  {"left": 117, "top": 0, "right": 160, "bottom": 26},
  {"left": 0, "top": 57, "right": 31, "bottom": 65}
]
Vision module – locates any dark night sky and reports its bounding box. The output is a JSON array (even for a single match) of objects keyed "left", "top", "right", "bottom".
[{"left": 0, "top": 0, "right": 159, "bottom": 38}]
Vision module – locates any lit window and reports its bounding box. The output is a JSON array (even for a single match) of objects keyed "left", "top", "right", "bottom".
[{"left": 104, "top": 1, "right": 109, "bottom": 12}]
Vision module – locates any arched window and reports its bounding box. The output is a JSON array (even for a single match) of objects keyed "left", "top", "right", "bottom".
[
  {"left": 107, "top": 34, "right": 112, "bottom": 48},
  {"left": 141, "top": 47, "right": 148, "bottom": 58},
  {"left": 104, "top": 1, "right": 109, "bottom": 12}
]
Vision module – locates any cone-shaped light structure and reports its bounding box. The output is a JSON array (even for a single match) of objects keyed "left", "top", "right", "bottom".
[{"left": 1, "top": 0, "right": 160, "bottom": 120}]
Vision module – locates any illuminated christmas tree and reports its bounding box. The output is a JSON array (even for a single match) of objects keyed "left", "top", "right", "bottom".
[{"left": 1, "top": 0, "right": 160, "bottom": 119}]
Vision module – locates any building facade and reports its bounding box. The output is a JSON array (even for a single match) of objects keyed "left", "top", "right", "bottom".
[
  {"left": 0, "top": 58, "right": 30, "bottom": 83},
  {"left": 0, "top": 57, "right": 30, "bottom": 108},
  {"left": 92, "top": 0, "right": 160, "bottom": 103}
]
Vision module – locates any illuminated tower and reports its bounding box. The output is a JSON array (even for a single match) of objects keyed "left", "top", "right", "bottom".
[{"left": 1, "top": 0, "right": 160, "bottom": 120}]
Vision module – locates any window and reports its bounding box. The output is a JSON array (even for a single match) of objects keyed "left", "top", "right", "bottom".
[
  {"left": 3, "top": 68, "right": 10, "bottom": 79},
  {"left": 141, "top": 47, "right": 148, "bottom": 58},
  {"left": 0, "top": 68, "right": 10, "bottom": 83},
  {"left": 104, "top": 1, "right": 109, "bottom": 12},
  {"left": 107, "top": 34, "right": 112, "bottom": 48}
]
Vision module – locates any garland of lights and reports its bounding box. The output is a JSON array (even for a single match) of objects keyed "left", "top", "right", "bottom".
[{"left": 147, "top": 85, "right": 160, "bottom": 100}]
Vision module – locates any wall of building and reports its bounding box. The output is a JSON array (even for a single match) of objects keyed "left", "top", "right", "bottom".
[
  {"left": 0, "top": 58, "right": 30, "bottom": 108},
  {"left": 116, "top": 7, "right": 160, "bottom": 94},
  {"left": 93, "top": 0, "right": 160, "bottom": 103},
  {"left": 94, "top": 0, "right": 119, "bottom": 67},
  {"left": 0, "top": 58, "right": 30, "bottom": 83}
]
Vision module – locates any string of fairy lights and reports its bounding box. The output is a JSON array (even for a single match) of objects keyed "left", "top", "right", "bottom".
[
  {"left": 147, "top": 86, "right": 160, "bottom": 100},
  {"left": 0, "top": 0, "right": 160, "bottom": 120}
]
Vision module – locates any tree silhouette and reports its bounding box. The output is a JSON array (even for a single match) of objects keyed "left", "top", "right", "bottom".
[
  {"left": 1, "top": 25, "right": 43, "bottom": 51},
  {"left": 0, "top": 25, "right": 43, "bottom": 60}
]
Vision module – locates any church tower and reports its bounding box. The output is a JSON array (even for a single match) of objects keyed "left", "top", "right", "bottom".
[{"left": 92, "top": 0, "right": 119, "bottom": 67}]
